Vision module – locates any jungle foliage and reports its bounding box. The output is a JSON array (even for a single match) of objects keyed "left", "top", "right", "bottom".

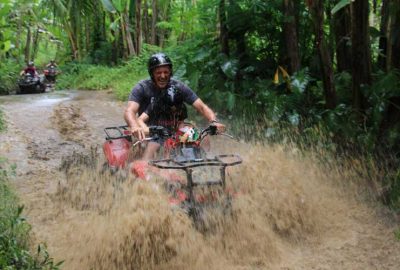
[{"left": 1, "top": 0, "right": 400, "bottom": 207}]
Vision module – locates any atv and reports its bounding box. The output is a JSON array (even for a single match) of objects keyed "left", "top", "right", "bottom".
[
  {"left": 44, "top": 66, "right": 58, "bottom": 89},
  {"left": 103, "top": 123, "right": 242, "bottom": 227},
  {"left": 44, "top": 66, "right": 57, "bottom": 82},
  {"left": 17, "top": 73, "right": 46, "bottom": 94}
]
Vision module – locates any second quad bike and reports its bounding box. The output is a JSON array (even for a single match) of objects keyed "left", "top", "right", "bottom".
[
  {"left": 44, "top": 66, "right": 58, "bottom": 83},
  {"left": 102, "top": 123, "right": 242, "bottom": 226}
]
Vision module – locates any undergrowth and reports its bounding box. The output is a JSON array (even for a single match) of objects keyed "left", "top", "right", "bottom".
[
  {"left": 0, "top": 58, "right": 20, "bottom": 95},
  {"left": 0, "top": 109, "right": 5, "bottom": 132},
  {"left": 0, "top": 158, "right": 63, "bottom": 269}
]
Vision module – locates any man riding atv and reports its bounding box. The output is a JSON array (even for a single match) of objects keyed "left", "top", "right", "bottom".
[
  {"left": 109, "top": 54, "right": 240, "bottom": 224},
  {"left": 20, "top": 61, "right": 39, "bottom": 77},
  {"left": 124, "top": 53, "right": 225, "bottom": 160},
  {"left": 18, "top": 61, "right": 46, "bottom": 94},
  {"left": 44, "top": 59, "right": 59, "bottom": 85}
]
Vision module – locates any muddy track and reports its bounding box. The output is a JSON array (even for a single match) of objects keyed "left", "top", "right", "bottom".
[{"left": 0, "top": 90, "right": 399, "bottom": 270}]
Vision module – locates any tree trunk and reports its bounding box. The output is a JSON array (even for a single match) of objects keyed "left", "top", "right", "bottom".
[
  {"left": 85, "top": 17, "right": 90, "bottom": 55},
  {"left": 228, "top": 1, "right": 247, "bottom": 90},
  {"left": 351, "top": 0, "right": 371, "bottom": 114},
  {"left": 142, "top": 0, "right": 149, "bottom": 44},
  {"left": 378, "top": 0, "right": 400, "bottom": 147},
  {"left": 334, "top": 5, "right": 352, "bottom": 72},
  {"left": 24, "top": 26, "right": 31, "bottom": 63},
  {"left": 219, "top": 0, "right": 230, "bottom": 56},
  {"left": 67, "top": 28, "right": 79, "bottom": 60},
  {"left": 158, "top": 1, "right": 171, "bottom": 48},
  {"left": 120, "top": 13, "right": 128, "bottom": 59},
  {"left": 377, "top": 0, "right": 389, "bottom": 71},
  {"left": 124, "top": 12, "right": 136, "bottom": 56},
  {"left": 32, "top": 28, "right": 40, "bottom": 60},
  {"left": 110, "top": 13, "right": 119, "bottom": 65},
  {"left": 389, "top": 0, "right": 400, "bottom": 69},
  {"left": 283, "top": 0, "right": 300, "bottom": 73},
  {"left": 308, "top": 0, "right": 337, "bottom": 109},
  {"left": 16, "top": 17, "right": 22, "bottom": 50},
  {"left": 135, "top": 0, "right": 142, "bottom": 55},
  {"left": 151, "top": 0, "right": 158, "bottom": 45}
]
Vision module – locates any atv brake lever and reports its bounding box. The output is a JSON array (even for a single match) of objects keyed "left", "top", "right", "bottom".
[
  {"left": 219, "top": 133, "right": 234, "bottom": 139},
  {"left": 132, "top": 137, "right": 153, "bottom": 147}
]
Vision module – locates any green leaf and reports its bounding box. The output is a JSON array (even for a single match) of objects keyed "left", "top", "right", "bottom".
[
  {"left": 113, "top": 0, "right": 124, "bottom": 13},
  {"left": 0, "top": 3, "right": 11, "bottom": 17},
  {"left": 52, "top": 0, "right": 68, "bottom": 16},
  {"left": 220, "top": 60, "right": 238, "bottom": 80},
  {"left": 100, "top": 0, "right": 116, "bottom": 13},
  {"left": 331, "top": 0, "right": 353, "bottom": 15},
  {"left": 227, "top": 92, "right": 236, "bottom": 112},
  {"left": 193, "top": 49, "right": 210, "bottom": 62},
  {"left": 156, "top": 21, "right": 173, "bottom": 30},
  {"left": 110, "top": 18, "right": 121, "bottom": 31},
  {"left": 0, "top": 40, "right": 11, "bottom": 53},
  {"left": 369, "top": 26, "right": 380, "bottom": 39}
]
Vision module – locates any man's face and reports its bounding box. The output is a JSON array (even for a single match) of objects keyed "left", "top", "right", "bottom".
[{"left": 153, "top": 66, "right": 171, "bottom": 89}]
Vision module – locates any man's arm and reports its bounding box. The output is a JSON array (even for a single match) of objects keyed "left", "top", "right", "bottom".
[
  {"left": 192, "top": 99, "right": 225, "bottom": 132},
  {"left": 124, "top": 101, "right": 146, "bottom": 140},
  {"left": 192, "top": 99, "right": 216, "bottom": 122}
]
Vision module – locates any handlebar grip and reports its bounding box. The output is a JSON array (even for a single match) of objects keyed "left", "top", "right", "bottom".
[{"left": 208, "top": 125, "right": 218, "bottom": 135}]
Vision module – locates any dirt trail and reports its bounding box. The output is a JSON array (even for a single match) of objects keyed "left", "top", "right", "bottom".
[{"left": 0, "top": 90, "right": 399, "bottom": 270}]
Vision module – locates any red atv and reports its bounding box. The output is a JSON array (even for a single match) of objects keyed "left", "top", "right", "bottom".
[{"left": 103, "top": 123, "right": 242, "bottom": 226}]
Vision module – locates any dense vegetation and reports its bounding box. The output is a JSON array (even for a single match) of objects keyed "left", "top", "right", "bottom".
[{"left": 1, "top": 1, "right": 399, "bottom": 203}]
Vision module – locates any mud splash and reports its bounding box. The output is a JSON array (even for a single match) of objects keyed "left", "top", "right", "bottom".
[
  {"left": 51, "top": 103, "right": 92, "bottom": 145},
  {"left": 53, "top": 139, "right": 351, "bottom": 270}
]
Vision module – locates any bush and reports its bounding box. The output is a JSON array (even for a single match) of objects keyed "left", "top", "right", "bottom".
[
  {"left": 0, "top": 158, "right": 62, "bottom": 269},
  {"left": 0, "top": 110, "right": 5, "bottom": 132},
  {"left": 0, "top": 59, "right": 20, "bottom": 95}
]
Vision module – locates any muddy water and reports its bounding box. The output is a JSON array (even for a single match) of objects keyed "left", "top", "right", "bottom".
[{"left": 0, "top": 90, "right": 399, "bottom": 270}]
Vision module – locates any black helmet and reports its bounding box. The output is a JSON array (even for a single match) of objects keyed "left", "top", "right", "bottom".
[{"left": 148, "top": 53, "right": 173, "bottom": 79}]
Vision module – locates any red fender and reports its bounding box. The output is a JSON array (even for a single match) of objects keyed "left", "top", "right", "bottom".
[{"left": 103, "top": 138, "right": 131, "bottom": 169}]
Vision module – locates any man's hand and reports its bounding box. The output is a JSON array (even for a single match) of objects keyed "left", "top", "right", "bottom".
[
  {"left": 131, "top": 126, "right": 146, "bottom": 141},
  {"left": 212, "top": 122, "right": 226, "bottom": 133}
]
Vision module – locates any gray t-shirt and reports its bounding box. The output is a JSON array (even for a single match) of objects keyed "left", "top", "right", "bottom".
[{"left": 128, "top": 79, "right": 198, "bottom": 127}]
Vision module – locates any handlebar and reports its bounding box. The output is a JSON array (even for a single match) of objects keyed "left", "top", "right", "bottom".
[{"left": 134, "top": 124, "right": 234, "bottom": 146}]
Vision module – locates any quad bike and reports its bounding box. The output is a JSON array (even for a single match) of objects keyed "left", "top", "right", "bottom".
[
  {"left": 17, "top": 73, "right": 46, "bottom": 94},
  {"left": 103, "top": 123, "right": 242, "bottom": 227}
]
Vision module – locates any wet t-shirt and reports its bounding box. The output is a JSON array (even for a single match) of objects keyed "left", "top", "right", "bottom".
[{"left": 128, "top": 79, "right": 198, "bottom": 128}]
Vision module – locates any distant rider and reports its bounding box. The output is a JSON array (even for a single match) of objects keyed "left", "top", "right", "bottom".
[
  {"left": 124, "top": 52, "right": 224, "bottom": 160},
  {"left": 46, "top": 60, "right": 58, "bottom": 68}
]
